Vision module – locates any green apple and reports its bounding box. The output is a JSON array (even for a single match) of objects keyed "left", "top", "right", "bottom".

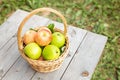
[
  {"left": 42, "top": 45, "right": 60, "bottom": 60},
  {"left": 24, "top": 42, "right": 42, "bottom": 60},
  {"left": 51, "top": 32, "right": 65, "bottom": 48}
]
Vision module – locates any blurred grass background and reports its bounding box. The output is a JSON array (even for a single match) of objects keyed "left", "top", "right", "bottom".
[{"left": 0, "top": 0, "right": 120, "bottom": 80}]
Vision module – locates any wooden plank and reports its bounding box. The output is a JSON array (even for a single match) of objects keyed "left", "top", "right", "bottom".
[
  {"left": 0, "top": 10, "right": 50, "bottom": 80},
  {"left": 2, "top": 57, "right": 35, "bottom": 80},
  {"left": 0, "top": 21, "right": 18, "bottom": 50},
  {"left": 0, "top": 37, "right": 17, "bottom": 80},
  {"left": 0, "top": 34, "right": 16, "bottom": 53},
  {"left": 0, "top": 10, "right": 28, "bottom": 49},
  {"left": 31, "top": 21, "right": 87, "bottom": 80},
  {"left": 0, "top": 39, "right": 20, "bottom": 80},
  {"left": 61, "top": 32, "right": 107, "bottom": 80}
]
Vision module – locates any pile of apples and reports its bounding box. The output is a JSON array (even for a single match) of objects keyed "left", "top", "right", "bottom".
[{"left": 23, "top": 24, "right": 66, "bottom": 61}]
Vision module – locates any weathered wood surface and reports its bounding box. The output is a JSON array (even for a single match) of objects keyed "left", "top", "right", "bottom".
[
  {"left": 0, "top": 10, "right": 107, "bottom": 80},
  {"left": 0, "top": 10, "right": 49, "bottom": 80},
  {"left": 61, "top": 32, "right": 107, "bottom": 80}
]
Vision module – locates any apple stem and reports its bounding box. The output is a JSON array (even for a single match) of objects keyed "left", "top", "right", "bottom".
[{"left": 29, "top": 28, "right": 38, "bottom": 32}]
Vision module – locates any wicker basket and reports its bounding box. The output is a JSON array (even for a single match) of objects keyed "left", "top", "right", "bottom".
[{"left": 17, "top": 8, "right": 69, "bottom": 72}]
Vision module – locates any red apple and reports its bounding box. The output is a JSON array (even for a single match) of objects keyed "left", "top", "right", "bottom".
[
  {"left": 23, "top": 30, "right": 36, "bottom": 45},
  {"left": 38, "top": 56, "right": 44, "bottom": 61},
  {"left": 35, "top": 27, "right": 52, "bottom": 46}
]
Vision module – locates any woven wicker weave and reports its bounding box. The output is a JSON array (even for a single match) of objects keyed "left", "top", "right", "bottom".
[{"left": 17, "top": 7, "right": 69, "bottom": 72}]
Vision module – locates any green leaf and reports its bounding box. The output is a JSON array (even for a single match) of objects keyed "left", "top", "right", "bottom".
[{"left": 47, "top": 23, "right": 55, "bottom": 33}]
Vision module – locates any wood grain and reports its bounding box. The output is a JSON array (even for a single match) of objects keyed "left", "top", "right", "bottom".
[
  {"left": 0, "top": 10, "right": 49, "bottom": 80},
  {"left": 61, "top": 32, "right": 107, "bottom": 80},
  {"left": 2, "top": 57, "right": 35, "bottom": 80}
]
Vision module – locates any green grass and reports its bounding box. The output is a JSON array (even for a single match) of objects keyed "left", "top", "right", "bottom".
[{"left": 0, "top": 0, "right": 120, "bottom": 79}]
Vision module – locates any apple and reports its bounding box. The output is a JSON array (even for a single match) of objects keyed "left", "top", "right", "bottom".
[
  {"left": 51, "top": 32, "right": 65, "bottom": 48},
  {"left": 24, "top": 42, "right": 42, "bottom": 60},
  {"left": 38, "top": 56, "right": 44, "bottom": 61},
  {"left": 35, "top": 27, "right": 52, "bottom": 46},
  {"left": 42, "top": 45, "right": 60, "bottom": 60},
  {"left": 23, "top": 30, "right": 36, "bottom": 45}
]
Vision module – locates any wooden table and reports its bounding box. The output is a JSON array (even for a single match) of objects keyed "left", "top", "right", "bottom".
[{"left": 0, "top": 10, "right": 107, "bottom": 80}]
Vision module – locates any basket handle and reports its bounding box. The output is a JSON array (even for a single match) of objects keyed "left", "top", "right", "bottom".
[{"left": 17, "top": 7, "right": 67, "bottom": 50}]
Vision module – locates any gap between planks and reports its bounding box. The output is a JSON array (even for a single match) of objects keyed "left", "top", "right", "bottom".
[
  {"left": 60, "top": 32, "right": 107, "bottom": 80},
  {"left": 0, "top": 10, "right": 50, "bottom": 80}
]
